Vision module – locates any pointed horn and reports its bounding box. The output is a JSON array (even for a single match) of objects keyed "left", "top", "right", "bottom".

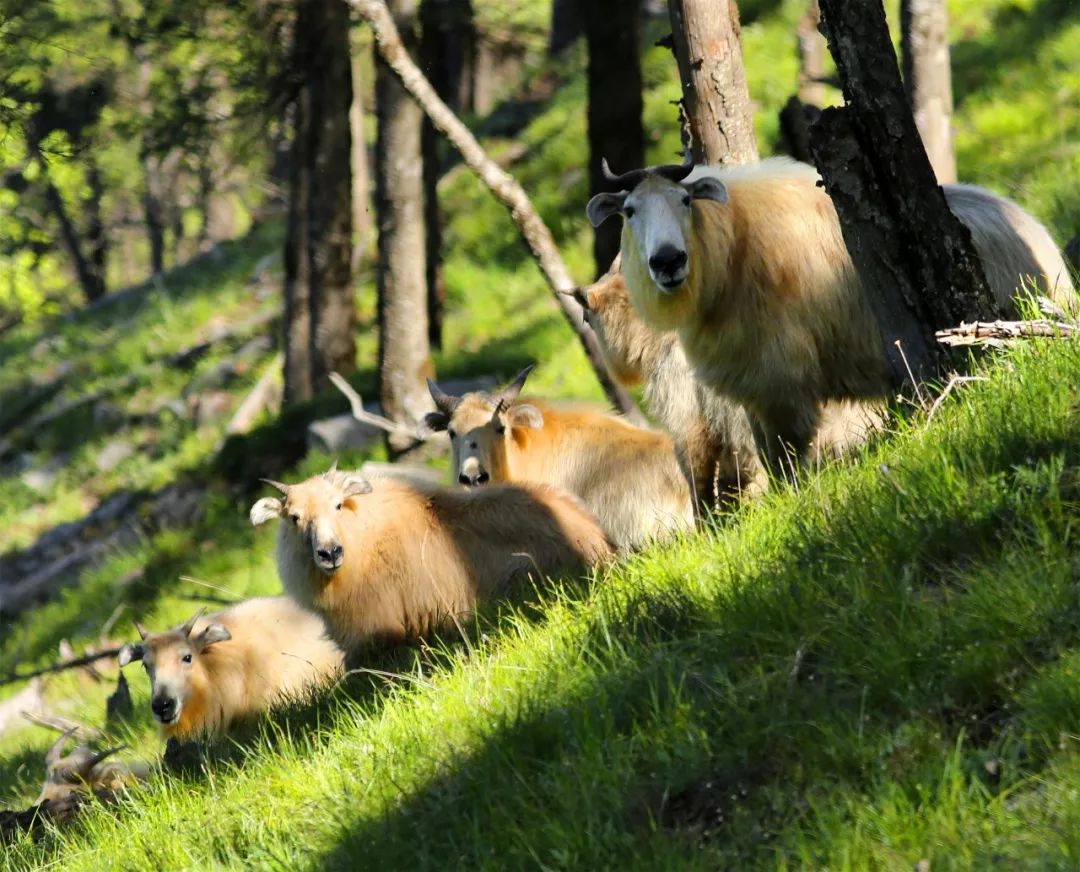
[
  {"left": 88, "top": 744, "right": 126, "bottom": 769},
  {"left": 426, "top": 378, "right": 462, "bottom": 416},
  {"left": 652, "top": 151, "right": 696, "bottom": 183},
  {"left": 327, "top": 459, "right": 339, "bottom": 477},
  {"left": 133, "top": 619, "right": 148, "bottom": 641},
  {"left": 45, "top": 728, "right": 76, "bottom": 768},
  {"left": 180, "top": 608, "right": 206, "bottom": 638},
  {"left": 499, "top": 365, "right": 534, "bottom": 404},
  {"left": 260, "top": 478, "right": 291, "bottom": 495},
  {"left": 601, "top": 157, "right": 647, "bottom": 191}
]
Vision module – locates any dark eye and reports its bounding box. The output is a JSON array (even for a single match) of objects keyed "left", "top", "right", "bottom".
[
  {"left": 291, "top": 515, "right": 300, "bottom": 526},
  {"left": 495, "top": 425, "right": 506, "bottom": 435},
  {"left": 335, "top": 502, "right": 342, "bottom": 511},
  {"left": 623, "top": 205, "right": 635, "bottom": 218},
  {"left": 181, "top": 653, "right": 192, "bottom": 664},
  {"left": 682, "top": 194, "right": 691, "bottom": 207}
]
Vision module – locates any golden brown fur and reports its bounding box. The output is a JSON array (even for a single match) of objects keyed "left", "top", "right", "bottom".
[
  {"left": 118, "top": 596, "right": 344, "bottom": 740},
  {"left": 251, "top": 470, "right": 614, "bottom": 652},
  {"left": 429, "top": 375, "right": 693, "bottom": 549},
  {"left": 614, "top": 158, "right": 1075, "bottom": 469}
]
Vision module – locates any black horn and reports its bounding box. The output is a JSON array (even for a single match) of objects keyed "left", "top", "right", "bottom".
[
  {"left": 601, "top": 157, "right": 648, "bottom": 191},
  {"left": 426, "top": 379, "right": 462, "bottom": 416},
  {"left": 133, "top": 619, "right": 148, "bottom": 641},
  {"left": 498, "top": 365, "right": 534, "bottom": 404},
  {"left": 652, "top": 150, "right": 696, "bottom": 183},
  {"left": 180, "top": 608, "right": 205, "bottom": 638},
  {"left": 88, "top": 744, "right": 126, "bottom": 769},
  {"left": 45, "top": 728, "right": 76, "bottom": 768}
]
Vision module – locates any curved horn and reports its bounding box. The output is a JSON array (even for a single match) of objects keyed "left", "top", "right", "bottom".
[
  {"left": 601, "top": 157, "right": 647, "bottom": 191},
  {"left": 260, "top": 478, "right": 291, "bottom": 495},
  {"left": 88, "top": 744, "right": 126, "bottom": 769},
  {"left": 45, "top": 728, "right": 77, "bottom": 768},
  {"left": 133, "top": 619, "right": 148, "bottom": 641},
  {"left": 426, "top": 378, "right": 462, "bottom": 416},
  {"left": 326, "top": 459, "right": 339, "bottom": 478},
  {"left": 499, "top": 365, "right": 534, "bottom": 404},
  {"left": 180, "top": 608, "right": 206, "bottom": 638},
  {"left": 652, "top": 150, "right": 696, "bottom": 183}
]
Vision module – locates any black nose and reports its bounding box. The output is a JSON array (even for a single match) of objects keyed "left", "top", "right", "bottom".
[
  {"left": 648, "top": 246, "right": 688, "bottom": 276},
  {"left": 151, "top": 696, "right": 177, "bottom": 721},
  {"left": 316, "top": 543, "right": 343, "bottom": 564},
  {"left": 458, "top": 471, "right": 490, "bottom": 486}
]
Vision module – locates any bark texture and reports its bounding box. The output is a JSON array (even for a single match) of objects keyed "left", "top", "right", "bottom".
[
  {"left": 351, "top": 0, "right": 643, "bottom": 422},
  {"left": 583, "top": 0, "right": 645, "bottom": 277},
  {"left": 901, "top": 0, "right": 957, "bottom": 184},
  {"left": 283, "top": 0, "right": 356, "bottom": 404},
  {"left": 375, "top": 0, "right": 435, "bottom": 455},
  {"left": 809, "top": 0, "right": 995, "bottom": 387},
  {"left": 667, "top": 0, "right": 758, "bottom": 164},
  {"left": 350, "top": 51, "right": 372, "bottom": 270}
]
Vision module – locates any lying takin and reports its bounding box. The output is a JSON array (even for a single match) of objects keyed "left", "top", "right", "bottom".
[
  {"left": 422, "top": 366, "right": 693, "bottom": 548},
  {"left": 586, "top": 155, "right": 1076, "bottom": 470},
  {"left": 250, "top": 467, "right": 614, "bottom": 652},
  {"left": 575, "top": 266, "right": 883, "bottom": 496},
  {"left": 118, "top": 596, "right": 344, "bottom": 739},
  {"left": 35, "top": 729, "right": 148, "bottom": 804}
]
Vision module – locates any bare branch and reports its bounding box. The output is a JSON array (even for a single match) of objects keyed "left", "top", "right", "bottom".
[
  {"left": 21, "top": 712, "right": 104, "bottom": 741},
  {"left": 2, "top": 647, "right": 123, "bottom": 688},
  {"left": 328, "top": 372, "right": 426, "bottom": 442},
  {"left": 935, "top": 319, "right": 1077, "bottom": 348},
  {"left": 925, "top": 375, "right": 989, "bottom": 423}
]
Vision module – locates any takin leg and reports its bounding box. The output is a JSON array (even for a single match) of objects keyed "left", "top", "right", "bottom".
[{"left": 748, "top": 399, "right": 821, "bottom": 483}]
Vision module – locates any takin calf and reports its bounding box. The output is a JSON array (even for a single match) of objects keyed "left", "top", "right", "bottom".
[
  {"left": 250, "top": 468, "right": 614, "bottom": 652},
  {"left": 587, "top": 156, "right": 1076, "bottom": 471},
  {"left": 35, "top": 729, "right": 148, "bottom": 804},
  {"left": 422, "top": 366, "right": 694, "bottom": 548},
  {"left": 118, "top": 596, "right": 344, "bottom": 739}
]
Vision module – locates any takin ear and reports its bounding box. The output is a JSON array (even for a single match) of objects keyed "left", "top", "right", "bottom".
[
  {"left": 507, "top": 404, "right": 544, "bottom": 430},
  {"left": 341, "top": 474, "right": 373, "bottom": 498},
  {"left": 192, "top": 623, "right": 231, "bottom": 650},
  {"left": 249, "top": 497, "right": 283, "bottom": 526},
  {"left": 420, "top": 410, "right": 450, "bottom": 434},
  {"left": 117, "top": 643, "right": 145, "bottom": 668},
  {"left": 685, "top": 176, "right": 728, "bottom": 205},
  {"left": 586, "top": 192, "right": 627, "bottom": 228}
]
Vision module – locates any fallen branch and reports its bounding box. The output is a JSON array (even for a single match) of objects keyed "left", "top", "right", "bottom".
[
  {"left": 226, "top": 352, "right": 284, "bottom": 435},
  {"left": 2, "top": 647, "right": 123, "bottom": 688},
  {"left": 21, "top": 712, "right": 104, "bottom": 741},
  {"left": 925, "top": 375, "right": 989, "bottom": 423},
  {"left": 328, "top": 372, "right": 424, "bottom": 443},
  {"left": 935, "top": 319, "right": 1077, "bottom": 348},
  {"left": 350, "top": 0, "right": 644, "bottom": 425}
]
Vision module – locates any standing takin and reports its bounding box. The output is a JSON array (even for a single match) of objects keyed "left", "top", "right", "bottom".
[
  {"left": 250, "top": 467, "right": 614, "bottom": 652},
  {"left": 422, "top": 366, "right": 694, "bottom": 548},
  {"left": 118, "top": 597, "right": 344, "bottom": 739},
  {"left": 586, "top": 155, "right": 1076, "bottom": 471}
]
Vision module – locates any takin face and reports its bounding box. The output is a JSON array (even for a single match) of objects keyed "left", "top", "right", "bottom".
[
  {"left": 250, "top": 468, "right": 372, "bottom": 574},
  {"left": 36, "top": 729, "right": 126, "bottom": 804},
  {"left": 422, "top": 366, "right": 543, "bottom": 487},
  {"left": 118, "top": 610, "right": 231, "bottom": 732},
  {"left": 585, "top": 155, "right": 728, "bottom": 297}
]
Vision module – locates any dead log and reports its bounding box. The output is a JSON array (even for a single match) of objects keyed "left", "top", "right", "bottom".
[
  {"left": 935, "top": 319, "right": 1077, "bottom": 348},
  {"left": 225, "top": 352, "right": 284, "bottom": 435},
  {"left": 350, "top": 0, "right": 644, "bottom": 425},
  {"left": 0, "top": 789, "right": 120, "bottom": 842}
]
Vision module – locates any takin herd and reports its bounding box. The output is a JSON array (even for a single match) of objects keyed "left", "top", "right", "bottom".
[{"left": 18, "top": 155, "right": 1077, "bottom": 811}]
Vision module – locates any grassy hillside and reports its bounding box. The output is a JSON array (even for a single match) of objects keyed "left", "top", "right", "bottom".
[{"left": 2, "top": 0, "right": 1079, "bottom": 867}]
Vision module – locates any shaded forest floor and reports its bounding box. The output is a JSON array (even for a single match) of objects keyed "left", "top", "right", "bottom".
[{"left": 2, "top": 0, "right": 1079, "bottom": 867}]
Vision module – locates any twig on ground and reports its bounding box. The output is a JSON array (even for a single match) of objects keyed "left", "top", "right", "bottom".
[
  {"left": 328, "top": 371, "right": 426, "bottom": 443},
  {"left": 935, "top": 319, "right": 1077, "bottom": 348},
  {"left": 925, "top": 375, "right": 989, "bottom": 424}
]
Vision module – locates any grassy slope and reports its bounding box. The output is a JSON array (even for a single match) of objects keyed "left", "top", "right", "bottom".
[{"left": 3, "top": 0, "right": 1080, "bottom": 866}]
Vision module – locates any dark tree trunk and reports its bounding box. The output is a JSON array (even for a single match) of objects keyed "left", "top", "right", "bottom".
[
  {"left": 901, "top": 0, "right": 956, "bottom": 184},
  {"left": 283, "top": 0, "right": 356, "bottom": 405},
  {"left": 667, "top": 0, "right": 758, "bottom": 165},
  {"left": 43, "top": 176, "right": 104, "bottom": 303},
  {"left": 548, "top": 0, "right": 582, "bottom": 55},
  {"left": 84, "top": 162, "right": 108, "bottom": 298},
  {"left": 376, "top": 0, "right": 434, "bottom": 455},
  {"left": 142, "top": 154, "right": 166, "bottom": 276},
  {"left": 809, "top": 0, "right": 995, "bottom": 387},
  {"left": 583, "top": 0, "right": 646, "bottom": 277}
]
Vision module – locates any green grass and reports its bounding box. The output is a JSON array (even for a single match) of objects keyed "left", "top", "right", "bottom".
[{"left": 2, "top": 0, "right": 1080, "bottom": 867}]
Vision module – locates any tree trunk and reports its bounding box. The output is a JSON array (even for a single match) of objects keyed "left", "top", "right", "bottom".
[
  {"left": 84, "top": 162, "right": 108, "bottom": 298},
  {"left": 583, "top": 0, "right": 645, "bottom": 278},
  {"left": 375, "top": 0, "right": 434, "bottom": 455},
  {"left": 667, "top": 0, "right": 758, "bottom": 165},
  {"left": 797, "top": 0, "right": 824, "bottom": 106},
  {"left": 350, "top": 50, "right": 371, "bottom": 270},
  {"left": 351, "top": 0, "right": 644, "bottom": 423},
  {"left": 900, "top": 0, "right": 957, "bottom": 184},
  {"left": 809, "top": 0, "right": 995, "bottom": 387},
  {"left": 283, "top": 0, "right": 356, "bottom": 405},
  {"left": 548, "top": 0, "right": 582, "bottom": 55},
  {"left": 136, "top": 49, "right": 165, "bottom": 276}
]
